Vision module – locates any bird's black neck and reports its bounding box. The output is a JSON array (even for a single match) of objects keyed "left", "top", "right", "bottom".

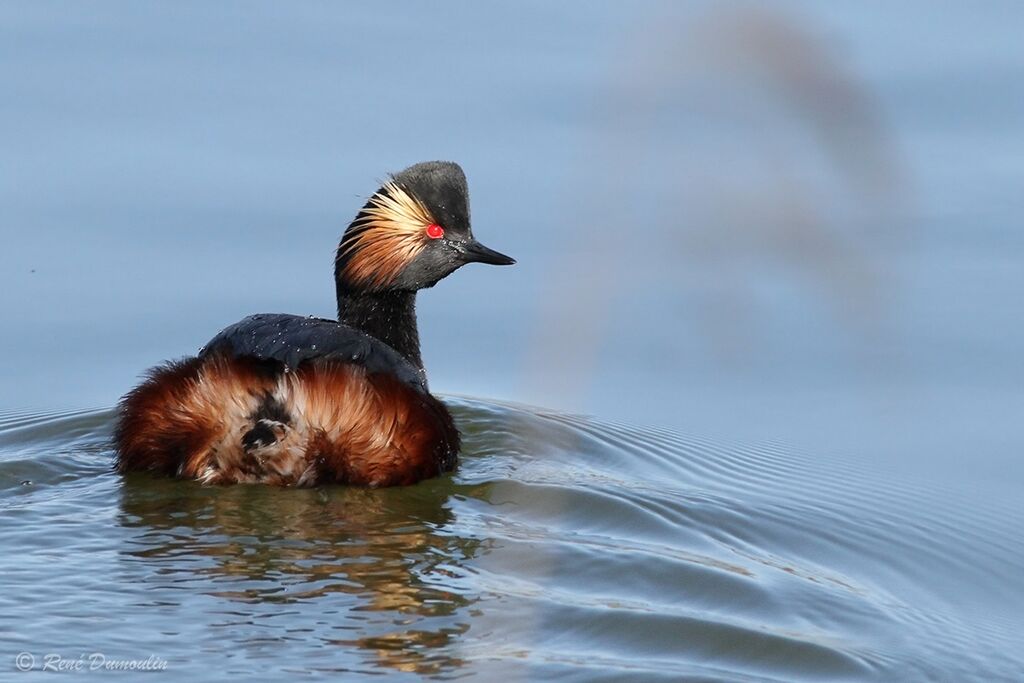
[{"left": 337, "top": 289, "right": 423, "bottom": 370}]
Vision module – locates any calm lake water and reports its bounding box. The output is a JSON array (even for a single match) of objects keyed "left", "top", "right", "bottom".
[
  {"left": 3, "top": 401, "right": 1022, "bottom": 681},
  {"left": 2, "top": 2, "right": 1023, "bottom": 681}
]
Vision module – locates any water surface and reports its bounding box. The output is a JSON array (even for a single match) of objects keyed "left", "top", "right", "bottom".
[{"left": 2, "top": 401, "right": 1021, "bottom": 680}]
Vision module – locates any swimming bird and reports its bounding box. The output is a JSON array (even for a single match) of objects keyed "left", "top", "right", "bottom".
[{"left": 115, "top": 161, "right": 514, "bottom": 487}]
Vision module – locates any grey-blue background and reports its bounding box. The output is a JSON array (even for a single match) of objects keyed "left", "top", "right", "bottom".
[{"left": 3, "top": 2, "right": 1021, "bottom": 496}]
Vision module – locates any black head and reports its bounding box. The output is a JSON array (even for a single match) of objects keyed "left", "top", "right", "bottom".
[{"left": 334, "top": 161, "right": 514, "bottom": 294}]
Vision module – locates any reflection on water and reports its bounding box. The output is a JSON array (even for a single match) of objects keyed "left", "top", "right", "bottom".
[
  {"left": 2, "top": 400, "right": 1022, "bottom": 681},
  {"left": 118, "top": 474, "right": 481, "bottom": 676},
  {"left": 529, "top": 5, "right": 906, "bottom": 405}
]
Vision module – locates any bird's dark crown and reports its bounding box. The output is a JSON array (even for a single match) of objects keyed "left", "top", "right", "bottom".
[
  {"left": 332, "top": 161, "right": 514, "bottom": 371},
  {"left": 334, "top": 161, "right": 513, "bottom": 297}
]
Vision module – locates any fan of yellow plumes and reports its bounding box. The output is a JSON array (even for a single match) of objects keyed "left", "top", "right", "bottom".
[{"left": 339, "top": 181, "right": 437, "bottom": 288}]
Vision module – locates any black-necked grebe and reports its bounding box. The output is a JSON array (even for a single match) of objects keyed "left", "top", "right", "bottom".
[{"left": 115, "top": 161, "right": 514, "bottom": 487}]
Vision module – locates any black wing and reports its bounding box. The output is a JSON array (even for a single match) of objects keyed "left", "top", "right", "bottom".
[{"left": 199, "top": 314, "right": 427, "bottom": 392}]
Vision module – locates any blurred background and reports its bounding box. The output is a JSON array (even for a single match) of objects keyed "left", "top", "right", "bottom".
[{"left": 2, "top": 1, "right": 1021, "bottom": 497}]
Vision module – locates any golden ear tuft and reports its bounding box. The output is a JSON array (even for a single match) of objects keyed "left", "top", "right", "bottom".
[{"left": 338, "top": 182, "right": 437, "bottom": 288}]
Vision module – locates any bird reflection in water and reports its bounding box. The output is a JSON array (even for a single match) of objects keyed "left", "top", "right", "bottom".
[{"left": 116, "top": 476, "right": 486, "bottom": 675}]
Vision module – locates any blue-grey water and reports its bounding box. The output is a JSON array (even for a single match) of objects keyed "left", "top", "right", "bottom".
[
  {"left": 3, "top": 402, "right": 1022, "bottom": 681},
  {"left": 2, "top": 2, "right": 1022, "bottom": 681}
]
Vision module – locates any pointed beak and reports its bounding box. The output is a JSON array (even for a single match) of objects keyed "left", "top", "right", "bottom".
[{"left": 456, "top": 239, "right": 516, "bottom": 266}]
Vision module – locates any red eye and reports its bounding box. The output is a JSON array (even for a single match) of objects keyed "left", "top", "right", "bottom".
[{"left": 425, "top": 223, "right": 444, "bottom": 239}]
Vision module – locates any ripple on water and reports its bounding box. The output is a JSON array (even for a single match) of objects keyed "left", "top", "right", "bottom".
[{"left": 0, "top": 399, "right": 1022, "bottom": 681}]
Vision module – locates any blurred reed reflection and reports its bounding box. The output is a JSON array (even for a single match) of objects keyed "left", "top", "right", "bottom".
[
  {"left": 529, "top": 5, "right": 909, "bottom": 400},
  {"left": 116, "top": 473, "right": 485, "bottom": 675}
]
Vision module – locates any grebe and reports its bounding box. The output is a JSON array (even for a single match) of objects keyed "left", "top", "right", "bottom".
[{"left": 115, "top": 161, "right": 514, "bottom": 487}]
